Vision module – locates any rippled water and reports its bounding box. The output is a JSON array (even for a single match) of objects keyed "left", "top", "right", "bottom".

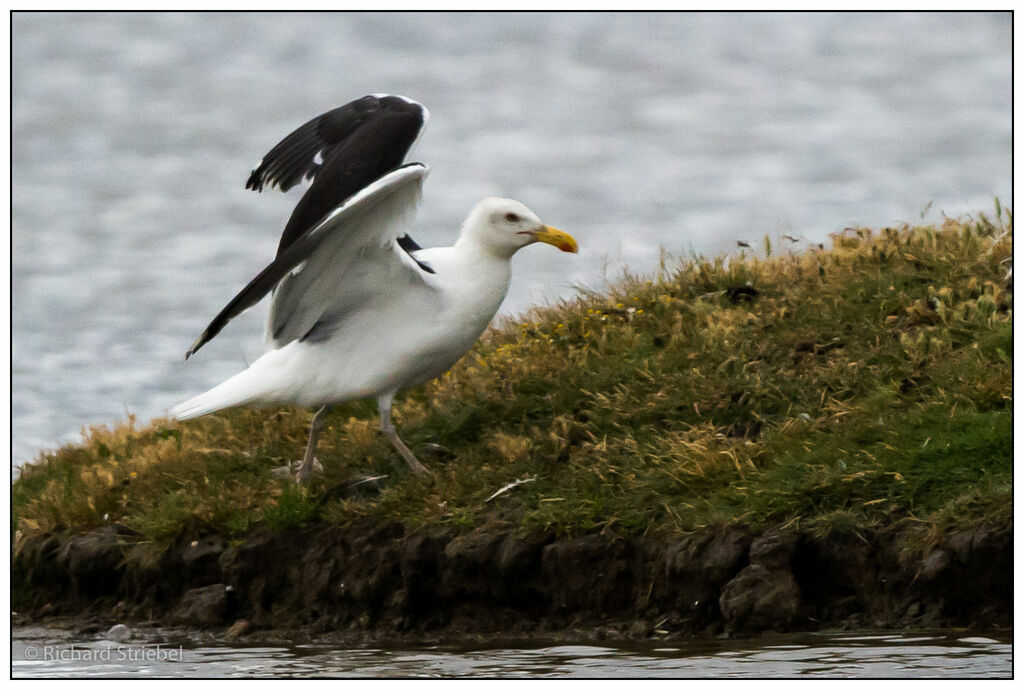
[
  {"left": 12, "top": 12, "right": 1011, "bottom": 466},
  {"left": 11, "top": 626, "right": 1011, "bottom": 678}
]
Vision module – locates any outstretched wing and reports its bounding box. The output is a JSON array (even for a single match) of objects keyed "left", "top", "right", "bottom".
[
  {"left": 246, "top": 94, "right": 428, "bottom": 256},
  {"left": 185, "top": 163, "right": 434, "bottom": 359}
]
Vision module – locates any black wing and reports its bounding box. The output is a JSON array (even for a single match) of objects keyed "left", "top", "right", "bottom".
[{"left": 246, "top": 94, "right": 427, "bottom": 256}]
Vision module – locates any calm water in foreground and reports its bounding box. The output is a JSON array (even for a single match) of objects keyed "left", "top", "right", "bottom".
[{"left": 11, "top": 626, "right": 1011, "bottom": 678}]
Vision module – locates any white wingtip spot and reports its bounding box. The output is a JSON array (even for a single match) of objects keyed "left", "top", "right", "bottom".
[{"left": 370, "top": 93, "right": 429, "bottom": 119}]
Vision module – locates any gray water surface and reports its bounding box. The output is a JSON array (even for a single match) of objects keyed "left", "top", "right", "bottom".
[
  {"left": 12, "top": 12, "right": 1011, "bottom": 467},
  {"left": 11, "top": 626, "right": 1012, "bottom": 678}
]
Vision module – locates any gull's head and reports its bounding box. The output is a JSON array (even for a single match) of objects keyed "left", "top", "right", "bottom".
[{"left": 462, "top": 197, "right": 578, "bottom": 259}]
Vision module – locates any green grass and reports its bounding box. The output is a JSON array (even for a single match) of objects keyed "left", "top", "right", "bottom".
[{"left": 13, "top": 211, "right": 1013, "bottom": 549}]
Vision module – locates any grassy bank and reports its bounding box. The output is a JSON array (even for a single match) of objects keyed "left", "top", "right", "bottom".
[{"left": 13, "top": 212, "right": 1012, "bottom": 551}]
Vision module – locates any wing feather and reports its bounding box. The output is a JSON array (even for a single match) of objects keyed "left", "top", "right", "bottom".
[
  {"left": 246, "top": 95, "right": 427, "bottom": 256},
  {"left": 185, "top": 163, "right": 432, "bottom": 359}
]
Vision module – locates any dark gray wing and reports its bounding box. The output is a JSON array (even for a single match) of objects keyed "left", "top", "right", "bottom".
[{"left": 246, "top": 94, "right": 428, "bottom": 256}]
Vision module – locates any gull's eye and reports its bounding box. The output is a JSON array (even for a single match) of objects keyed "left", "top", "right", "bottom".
[{"left": 504, "top": 212, "right": 520, "bottom": 223}]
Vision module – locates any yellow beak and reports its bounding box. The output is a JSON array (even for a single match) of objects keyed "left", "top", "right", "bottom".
[{"left": 532, "top": 225, "right": 579, "bottom": 253}]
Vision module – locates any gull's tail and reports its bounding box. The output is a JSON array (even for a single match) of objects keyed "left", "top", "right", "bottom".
[
  {"left": 171, "top": 368, "right": 266, "bottom": 420},
  {"left": 172, "top": 348, "right": 295, "bottom": 420}
]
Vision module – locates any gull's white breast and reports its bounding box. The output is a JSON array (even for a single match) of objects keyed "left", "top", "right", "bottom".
[{"left": 258, "top": 244, "right": 513, "bottom": 408}]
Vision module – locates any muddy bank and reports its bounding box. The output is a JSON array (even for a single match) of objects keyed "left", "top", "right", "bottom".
[{"left": 12, "top": 521, "right": 1011, "bottom": 642}]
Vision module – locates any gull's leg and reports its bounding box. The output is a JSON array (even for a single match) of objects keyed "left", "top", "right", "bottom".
[
  {"left": 378, "top": 394, "right": 431, "bottom": 476},
  {"left": 295, "top": 404, "right": 331, "bottom": 483}
]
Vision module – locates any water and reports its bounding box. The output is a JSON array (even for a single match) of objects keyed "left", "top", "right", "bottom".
[
  {"left": 11, "top": 13, "right": 1011, "bottom": 467},
  {"left": 11, "top": 626, "right": 1011, "bottom": 678}
]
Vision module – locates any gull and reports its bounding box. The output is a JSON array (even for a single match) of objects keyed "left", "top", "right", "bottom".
[{"left": 172, "top": 95, "right": 578, "bottom": 482}]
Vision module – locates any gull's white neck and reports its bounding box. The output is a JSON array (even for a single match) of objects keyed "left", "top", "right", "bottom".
[
  {"left": 448, "top": 235, "right": 513, "bottom": 295},
  {"left": 452, "top": 230, "right": 518, "bottom": 261}
]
